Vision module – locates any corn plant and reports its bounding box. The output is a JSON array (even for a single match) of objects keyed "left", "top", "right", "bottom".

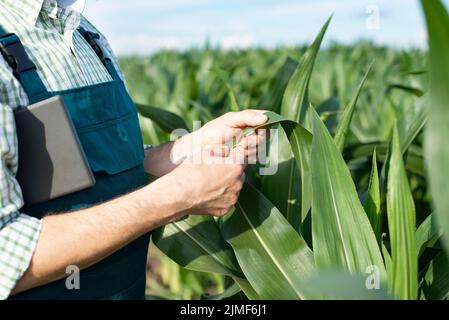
[{"left": 121, "top": 0, "right": 449, "bottom": 300}]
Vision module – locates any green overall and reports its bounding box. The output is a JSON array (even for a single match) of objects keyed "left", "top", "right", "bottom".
[{"left": 0, "top": 27, "right": 150, "bottom": 299}]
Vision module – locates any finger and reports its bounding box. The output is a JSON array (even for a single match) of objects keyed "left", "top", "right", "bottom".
[
  {"left": 238, "top": 133, "right": 268, "bottom": 164},
  {"left": 198, "top": 146, "right": 227, "bottom": 165},
  {"left": 223, "top": 110, "right": 268, "bottom": 128},
  {"left": 237, "top": 134, "right": 259, "bottom": 150},
  {"left": 211, "top": 208, "right": 229, "bottom": 217},
  {"left": 240, "top": 172, "right": 246, "bottom": 184},
  {"left": 228, "top": 146, "right": 247, "bottom": 166},
  {"left": 257, "top": 127, "right": 269, "bottom": 141},
  {"left": 256, "top": 130, "right": 268, "bottom": 153},
  {"left": 209, "top": 144, "right": 230, "bottom": 157}
]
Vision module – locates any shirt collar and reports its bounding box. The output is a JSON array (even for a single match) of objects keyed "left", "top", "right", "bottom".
[
  {"left": 3, "top": 0, "right": 84, "bottom": 26},
  {"left": 57, "top": 0, "right": 86, "bottom": 13}
]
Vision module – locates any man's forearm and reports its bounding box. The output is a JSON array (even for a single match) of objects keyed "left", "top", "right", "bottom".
[
  {"left": 144, "top": 141, "right": 177, "bottom": 177},
  {"left": 144, "top": 136, "right": 190, "bottom": 177},
  {"left": 12, "top": 175, "right": 185, "bottom": 295}
]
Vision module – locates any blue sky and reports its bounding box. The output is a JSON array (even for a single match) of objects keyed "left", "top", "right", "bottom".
[{"left": 83, "top": 0, "right": 448, "bottom": 55}]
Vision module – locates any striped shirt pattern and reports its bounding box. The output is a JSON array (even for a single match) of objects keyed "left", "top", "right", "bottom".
[{"left": 0, "top": 0, "right": 126, "bottom": 299}]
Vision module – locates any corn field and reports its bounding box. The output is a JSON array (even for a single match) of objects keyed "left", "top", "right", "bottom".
[{"left": 119, "top": 0, "right": 448, "bottom": 300}]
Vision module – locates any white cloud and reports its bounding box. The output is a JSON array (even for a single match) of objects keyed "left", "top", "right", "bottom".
[
  {"left": 110, "top": 35, "right": 182, "bottom": 55},
  {"left": 220, "top": 34, "right": 255, "bottom": 50},
  {"left": 85, "top": 0, "right": 214, "bottom": 15}
]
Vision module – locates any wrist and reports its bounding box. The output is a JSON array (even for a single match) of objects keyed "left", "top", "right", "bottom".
[
  {"left": 139, "top": 174, "right": 189, "bottom": 224},
  {"left": 171, "top": 132, "right": 197, "bottom": 163}
]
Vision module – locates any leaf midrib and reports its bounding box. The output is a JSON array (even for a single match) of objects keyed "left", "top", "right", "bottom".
[
  {"left": 325, "top": 162, "right": 353, "bottom": 272},
  {"left": 172, "top": 221, "right": 238, "bottom": 276},
  {"left": 236, "top": 202, "right": 305, "bottom": 299}
]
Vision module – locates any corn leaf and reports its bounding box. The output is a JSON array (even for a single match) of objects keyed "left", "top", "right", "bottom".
[
  {"left": 283, "top": 116, "right": 313, "bottom": 226},
  {"left": 422, "top": 252, "right": 449, "bottom": 300},
  {"left": 242, "top": 112, "right": 313, "bottom": 231},
  {"left": 259, "top": 57, "right": 304, "bottom": 230},
  {"left": 397, "top": 101, "right": 427, "bottom": 152},
  {"left": 136, "top": 103, "right": 189, "bottom": 133},
  {"left": 416, "top": 214, "right": 441, "bottom": 257},
  {"left": 363, "top": 150, "right": 382, "bottom": 242},
  {"left": 233, "top": 278, "right": 261, "bottom": 300},
  {"left": 212, "top": 68, "right": 240, "bottom": 112},
  {"left": 280, "top": 15, "right": 331, "bottom": 126},
  {"left": 422, "top": 0, "right": 449, "bottom": 255},
  {"left": 382, "top": 241, "right": 393, "bottom": 288},
  {"left": 227, "top": 85, "right": 240, "bottom": 112},
  {"left": 310, "top": 109, "right": 386, "bottom": 277},
  {"left": 201, "top": 282, "right": 241, "bottom": 300},
  {"left": 258, "top": 18, "right": 330, "bottom": 233},
  {"left": 272, "top": 18, "right": 330, "bottom": 227},
  {"left": 386, "top": 125, "right": 418, "bottom": 300},
  {"left": 152, "top": 215, "right": 244, "bottom": 278},
  {"left": 301, "top": 270, "right": 391, "bottom": 300},
  {"left": 379, "top": 101, "right": 427, "bottom": 196},
  {"left": 221, "top": 183, "right": 316, "bottom": 299},
  {"left": 334, "top": 63, "right": 372, "bottom": 152},
  {"left": 262, "top": 131, "right": 302, "bottom": 230}
]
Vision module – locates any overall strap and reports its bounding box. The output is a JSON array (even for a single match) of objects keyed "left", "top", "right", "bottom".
[
  {"left": 78, "top": 27, "right": 121, "bottom": 81},
  {"left": 0, "top": 27, "right": 51, "bottom": 104}
]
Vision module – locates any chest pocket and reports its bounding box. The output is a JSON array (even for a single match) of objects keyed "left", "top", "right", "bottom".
[{"left": 58, "top": 80, "right": 144, "bottom": 176}]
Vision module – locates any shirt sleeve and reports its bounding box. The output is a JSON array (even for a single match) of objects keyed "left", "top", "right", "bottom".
[{"left": 0, "top": 61, "right": 42, "bottom": 300}]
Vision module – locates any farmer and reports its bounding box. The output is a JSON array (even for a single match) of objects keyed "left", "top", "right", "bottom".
[{"left": 0, "top": 0, "right": 267, "bottom": 299}]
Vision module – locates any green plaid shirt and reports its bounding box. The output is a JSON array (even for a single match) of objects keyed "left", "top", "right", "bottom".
[{"left": 0, "top": 0, "right": 126, "bottom": 299}]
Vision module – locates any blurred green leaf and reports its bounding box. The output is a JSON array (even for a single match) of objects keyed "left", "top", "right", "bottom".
[
  {"left": 386, "top": 125, "right": 418, "bottom": 300},
  {"left": 385, "top": 84, "right": 425, "bottom": 98},
  {"left": 382, "top": 241, "right": 393, "bottom": 287},
  {"left": 227, "top": 86, "right": 240, "bottom": 112},
  {"left": 211, "top": 67, "right": 240, "bottom": 112},
  {"left": 363, "top": 150, "right": 381, "bottom": 242},
  {"left": 201, "top": 282, "right": 241, "bottom": 300},
  {"left": 422, "top": 0, "right": 449, "bottom": 256},
  {"left": 334, "top": 63, "right": 372, "bottom": 152},
  {"left": 397, "top": 101, "right": 427, "bottom": 152},
  {"left": 422, "top": 252, "right": 449, "bottom": 300},
  {"left": 259, "top": 57, "right": 299, "bottom": 112},
  {"left": 416, "top": 214, "right": 441, "bottom": 257},
  {"left": 136, "top": 103, "right": 189, "bottom": 133},
  {"left": 301, "top": 270, "right": 391, "bottom": 300}
]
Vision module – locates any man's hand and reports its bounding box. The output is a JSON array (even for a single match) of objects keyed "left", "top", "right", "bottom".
[
  {"left": 144, "top": 110, "right": 268, "bottom": 177},
  {"left": 164, "top": 148, "right": 245, "bottom": 217},
  {"left": 172, "top": 110, "right": 268, "bottom": 164},
  {"left": 161, "top": 110, "right": 268, "bottom": 217}
]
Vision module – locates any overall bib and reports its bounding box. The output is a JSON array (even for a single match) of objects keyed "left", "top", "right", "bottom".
[{"left": 0, "top": 27, "right": 150, "bottom": 299}]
